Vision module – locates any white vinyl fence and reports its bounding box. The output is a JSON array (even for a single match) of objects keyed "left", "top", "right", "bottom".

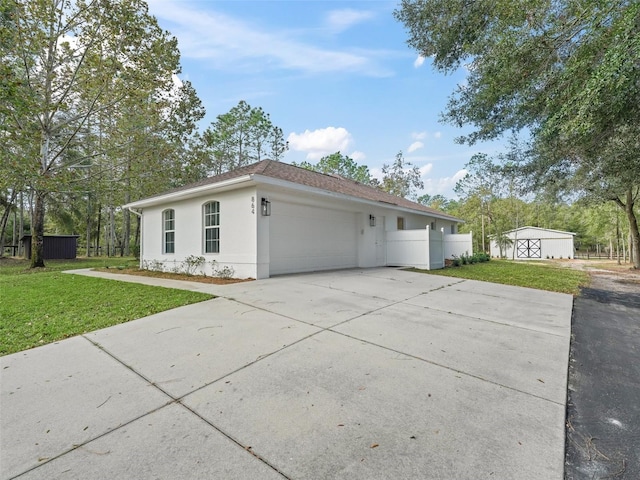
[
  {"left": 386, "top": 228, "right": 430, "bottom": 269},
  {"left": 386, "top": 228, "right": 473, "bottom": 270},
  {"left": 444, "top": 232, "right": 473, "bottom": 259}
]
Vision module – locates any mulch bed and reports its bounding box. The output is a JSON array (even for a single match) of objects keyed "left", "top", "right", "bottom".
[{"left": 96, "top": 267, "right": 254, "bottom": 285}]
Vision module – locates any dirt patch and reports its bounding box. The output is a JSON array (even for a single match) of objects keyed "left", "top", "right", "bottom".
[
  {"left": 559, "top": 258, "right": 638, "bottom": 272},
  {"left": 0, "top": 257, "right": 23, "bottom": 264},
  {"left": 96, "top": 267, "right": 254, "bottom": 285},
  {"left": 570, "top": 259, "right": 640, "bottom": 305}
]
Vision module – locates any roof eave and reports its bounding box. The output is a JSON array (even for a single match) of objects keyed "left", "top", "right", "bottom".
[
  {"left": 123, "top": 175, "right": 255, "bottom": 209},
  {"left": 123, "top": 171, "right": 462, "bottom": 223},
  {"left": 253, "top": 175, "right": 463, "bottom": 223}
]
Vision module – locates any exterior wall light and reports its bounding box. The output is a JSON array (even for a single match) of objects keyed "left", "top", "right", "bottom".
[
  {"left": 261, "top": 198, "right": 271, "bottom": 216},
  {"left": 369, "top": 214, "right": 376, "bottom": 227}
]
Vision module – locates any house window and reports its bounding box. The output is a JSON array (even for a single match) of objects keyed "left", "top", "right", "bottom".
[
  {"left": 397, "top": 217, "right": 404, "bottom": 230},
  {"left": 203, "top": 201, "right": 220, "bottom": 253},
  {"left": 430, "top": 221, "right": 436, "bottom": 230},
  {"left": 451, "top": 225, "right": 455, "bottom": 234},
  {"left": 163, "top": 209, "right": 175, "bottom": 254}
]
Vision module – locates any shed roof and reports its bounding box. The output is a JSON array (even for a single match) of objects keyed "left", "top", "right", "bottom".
[
  {"left": 503, "top": 226, "right": 576, "bottom": 237},
  {"left": 125, "top": 160, "right": 461, "bottom": 222}
]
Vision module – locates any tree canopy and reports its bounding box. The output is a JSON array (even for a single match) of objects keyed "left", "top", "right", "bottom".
[
  {"left": 380, "top": 151, "right": 424, "bottom": 200},
  {"left": 198, "top": 100, "right": 289, "bottom": 175},
  {"left": 295, "top": 150, "right": 425, "bottom": 201},
  {"left": 294, "top": 152, "right": 375, "bottom": 185},
  {"left": 395, "top": 0, "right": 640, "bottom": 266},
  {"left": 1, "top": 0, "right": 204, "bottom": 266}
]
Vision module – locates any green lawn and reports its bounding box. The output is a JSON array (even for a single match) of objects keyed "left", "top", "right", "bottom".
[
  {"left": 0, "top": 257, "right": 213, "bottom": 356},
  {"left": 409, "top": 259, "right": 589, "bottom": 295}
]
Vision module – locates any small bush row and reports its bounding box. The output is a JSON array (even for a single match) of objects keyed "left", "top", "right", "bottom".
[
  {"left": 450, "top": 252, "right": 490, "bottom": 267},
  {"left": 142, "top": 256, "right": 235, "bottom": 279}
]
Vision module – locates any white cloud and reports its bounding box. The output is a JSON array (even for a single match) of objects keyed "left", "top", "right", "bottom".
[
  {"left": 422, "top": 169, "right": 468, "bottom": 195},
  {"left": 411, "top": 131, "right": 427, "bottom": 140},
  {"left": 326, "top": 9, "right": 374, "bottom": 33},
  {"left": 419, "top": 164, "right": 433, "bottom": 176},
  {"left": 408, "top": 141, "right": 424, "bottom": 153},
  {"left": 413, "top": 55, "right": 425, "bottom": 68},
  {"left": 350, "top": 151, "right": 366, "bottom": 161},
  {"left": 453, "top": 168, "right": 468, "bottom": 182},
  {"left": 146, "top": 1, "right": 391, "bottom": 77},
  {"left": 369, "top": 166, "right": 383, "bottom": 182},
  {"left": 287, "top": 127, "right": 353, "bottom": 160},
  {"left": 433, "top": 131, "right": 442, "bottom": 139}
]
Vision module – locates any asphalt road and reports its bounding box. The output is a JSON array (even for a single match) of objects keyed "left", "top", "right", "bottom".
[{"left": 565, "top": 270, "right": 640, "bottom": 479}]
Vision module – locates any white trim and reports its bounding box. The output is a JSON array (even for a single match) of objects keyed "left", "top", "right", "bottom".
[
  {"left": 123, "top": 172, "right": 461, "bottom": 223},
  {"left": 251, "top": 175, "right": 460, "bottom": 222},
  {"left": 123, "top": 176, "right": 254, "bottom": 209},
  {"left": 504, "top": 226, "right": 576, "bottom": 236}
]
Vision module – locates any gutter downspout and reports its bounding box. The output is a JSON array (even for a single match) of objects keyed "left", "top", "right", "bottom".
[{"left": 126, "top": 207, "right": 143, "bottom": 269}]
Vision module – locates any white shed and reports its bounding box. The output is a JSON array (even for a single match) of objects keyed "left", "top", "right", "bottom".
[{"left": 490, "top": 226, "right": 575, "bottom": 260}]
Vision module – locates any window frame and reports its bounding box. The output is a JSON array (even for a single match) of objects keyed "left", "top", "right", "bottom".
[
  {"left": 162, "top": 209, "right": 175, "bottom": 254},
  {"left": 203, "top": 201, "right": 220, "bottom": 254}
]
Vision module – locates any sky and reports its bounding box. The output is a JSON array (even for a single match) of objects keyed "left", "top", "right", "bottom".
[{"left": 146, "top": 0, "right": 505, "bottom": 199}]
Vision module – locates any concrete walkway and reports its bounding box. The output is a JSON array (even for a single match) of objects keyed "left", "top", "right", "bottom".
[{"left": 1, "top": 268, "right": 573, "bottom": 479}]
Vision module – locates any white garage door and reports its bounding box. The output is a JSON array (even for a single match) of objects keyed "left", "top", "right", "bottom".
[{"left": 269, "top": 202, "right": 358, "bottom": 275}]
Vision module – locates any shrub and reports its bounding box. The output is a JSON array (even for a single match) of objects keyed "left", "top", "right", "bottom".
[
  {"left": 210, "top": 260, "right": 235, "bottom": 279},
  {"left": 473, "top": 252, "right": 490, "bottom": 262},
  {"left": 182, "top": 255, "right": 205, "bottom": 275},
  {"left": 143, "top": 259, "right": 164, "bottom": 272}
]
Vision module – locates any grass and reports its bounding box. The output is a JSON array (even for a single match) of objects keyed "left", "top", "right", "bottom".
[
  {"left": 0, "top": 257, "right": 213, "bottom": 356},
  {"left": 408, "top": 259, "right": 590, "bottom": 295}
]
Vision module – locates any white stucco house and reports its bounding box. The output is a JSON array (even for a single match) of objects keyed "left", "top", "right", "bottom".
[
  {"left": 490, "top": 226, "right": 576, "bottom": 260},
  {"left": 124, "top": 160, "right": 472, "bottom": 279}
]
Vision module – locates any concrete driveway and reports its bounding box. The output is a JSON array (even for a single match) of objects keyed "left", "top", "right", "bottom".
[{"left": 1, "top": 268, "right": 573, "bottom": 479}]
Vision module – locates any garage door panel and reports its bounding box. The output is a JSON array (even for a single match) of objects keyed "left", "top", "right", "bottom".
[{"left": 270, "top": 203, "right": 357, "bottom": 275}]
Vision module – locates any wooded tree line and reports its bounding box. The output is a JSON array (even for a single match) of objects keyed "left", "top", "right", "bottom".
[
  {"left": 0, "top": 0, "right": 287, "bottom": 266},
  {"left": 423, "top": 151, "right": 637, "bottom": 262},
  {"left": 2, "top": 0, "right": 638, "bottom": 268}
]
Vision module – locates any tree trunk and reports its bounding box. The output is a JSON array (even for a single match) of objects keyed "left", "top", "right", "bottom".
[
  {"left": 0, "top": 190, "right": 17, "bottom": 257},
  {"left": 609, "top": 237, "right": 613, "bottom": 260},
  {"left": 12, "top": 209, "right": 17, "bottom": 251},
  {"left": 18, "top": 192, "right": 24, "bottom": 256},
  {"left": 109, "top": 206, "right": 116, "bottom": 256},
  {"left": 615, "top": 188, "right": 640, "bottom": 269},
  {"left": 95, "top": 204, "right": 101, "bottom": 256},
  {"left": 86, "top": 194, "right": 91, "bottom": 257},
  {"left": 31, "top": 192, "right": 46, "bottom": 268},
  {"left": 122, "top": 193, "right": 130, "bottom": 257},
  {"left": 133, "top": 214, "right": 140, "bottom": 259},
  {"left": 616, "top": 214, "right": 621, "bottom": 265}
]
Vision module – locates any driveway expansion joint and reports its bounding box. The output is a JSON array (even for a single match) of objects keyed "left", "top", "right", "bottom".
[
  {"left": 76, "top": 335, "right": 293, "bottom": 480},
  {"left": 329, "top": 330, "right": 565, "bottom": 406}
]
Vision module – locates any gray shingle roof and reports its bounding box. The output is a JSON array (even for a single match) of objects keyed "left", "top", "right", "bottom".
[{"left": 140, "top": 160, "right": 461, "bottom": 222}]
